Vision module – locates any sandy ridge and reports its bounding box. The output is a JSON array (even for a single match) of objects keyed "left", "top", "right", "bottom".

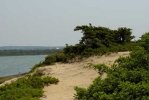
[{"left": 40, "top": 52, "right": 129, "bottom": 100}]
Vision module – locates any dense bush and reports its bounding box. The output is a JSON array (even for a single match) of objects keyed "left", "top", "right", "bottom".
[
  {"left": 0, "top": 74, "right": 59, "bottom": 100},
  {"left": 30, "top": 51, "right": 68, "bottom": 72},
  {"left": 138, "top": 32, "right": 149, "bottom": 52},
  {"left": 31, "top": 24, "right": 137, "bottom": 69},
  {"left": 74, "top": 33, "right": 149, "bottom": 100},
  {"left": 64, "top": 24, "right": 135, "bottom": 56}
]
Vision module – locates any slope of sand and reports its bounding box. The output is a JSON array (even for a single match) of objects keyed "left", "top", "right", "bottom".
[
  {"left": 0, "top": 77, "right": 19, "bottom": 87},
  {"left": 40, "top": 52, "right": 129, "bottom": 100}
]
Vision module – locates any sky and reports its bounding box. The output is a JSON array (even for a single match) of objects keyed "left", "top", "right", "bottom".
[{"left": 0, "top": 0, "right": 149, "bottom": 46}]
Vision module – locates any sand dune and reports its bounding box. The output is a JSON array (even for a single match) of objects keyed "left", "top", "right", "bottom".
[{"left": 40, "top": 52, "right": 129, "bottom": 100}]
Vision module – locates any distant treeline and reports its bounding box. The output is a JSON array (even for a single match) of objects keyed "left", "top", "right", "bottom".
[{"left": 0, "top": 49, "right": 61, "bottom": 56}]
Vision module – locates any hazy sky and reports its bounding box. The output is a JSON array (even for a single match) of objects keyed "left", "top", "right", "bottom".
[{"left": 0, "top": 0, "right": 149, "bottom": 46}]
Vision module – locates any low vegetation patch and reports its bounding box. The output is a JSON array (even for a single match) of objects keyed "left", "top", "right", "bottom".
[{"left": 0, "top": 73, "right": 59, "bottom": 100}]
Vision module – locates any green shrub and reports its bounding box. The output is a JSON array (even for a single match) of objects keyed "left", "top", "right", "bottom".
[
  {"left": 74, "top": 33, "right": 149, "bottom": 100},
  {"left": 74, "top": 87, "right": 87, "bottom": 100},
  {"left": 93, "top": 64, "right": 109, "bottom": 75},
  {"left": 139, "top": 32, "right": 149, "bottom": 52},
  {"left": 43, "top": 55, "right": 56, "bottom": 65},
  {"left": 0, "top": 75, "right": 59, "bottom": 100},
  {"left": 54, "top": 52, "right": 67, "bottom": 62},
  {"left": 42, "top": 76, "right": 59, "bottom": 86}
]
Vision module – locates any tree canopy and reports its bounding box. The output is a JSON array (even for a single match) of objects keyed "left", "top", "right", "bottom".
[
  {"left": 74, "top": 24, "right": 134, "bottom": 47},
  {"left": 64, "top": 24, "right": 135, "bottom": 57}
]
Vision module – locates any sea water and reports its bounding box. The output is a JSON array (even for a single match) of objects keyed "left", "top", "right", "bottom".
[{"left": 0, "top": 55, "right": 46, "bottom": 77}]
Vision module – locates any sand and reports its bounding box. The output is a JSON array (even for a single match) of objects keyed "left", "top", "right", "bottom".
[
  {"left": 0, "top": 77, "right": 20, "bottom": 87},
  {"left": 40, "top": 52, "right": 129, "bottom": 100}
]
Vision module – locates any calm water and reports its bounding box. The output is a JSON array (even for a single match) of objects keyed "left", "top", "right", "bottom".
[{"left": 0, "top": 55, "right": 46, "bottom": 77}]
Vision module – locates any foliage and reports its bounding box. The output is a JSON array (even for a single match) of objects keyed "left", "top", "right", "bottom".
[
  {"left": 138, "top": 32, "right": 149, "bottom": 52},
  {"left": 64, "top": 24, "right": 135, "bottom": 57},
  {"left": 0, "top": 74, "right": 59, "bottom": 100},
  {"left": 74, "top": 33, "right": 149, "bottom": 100},
  {"left": 93, "top": 64, "right": 109, "bottom": 75},
  {"left": 31, "top": 24, "right": 137, "bottom": 70}
]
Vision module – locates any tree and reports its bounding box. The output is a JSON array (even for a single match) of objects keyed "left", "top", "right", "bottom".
[
  {"left": 74, "top": 24, "right": 97, "bottom": 47},
  {"left": 74, "top": 24, "right": 115, "bottom": 48},
  {"left": 116, "top": 27, "right": 134, "bottom": 43},
  {"left": 63, "top": 24, "right": 135, "bottom": 57}
]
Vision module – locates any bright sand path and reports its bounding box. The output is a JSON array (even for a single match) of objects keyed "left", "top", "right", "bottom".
[{"left": 41, "top": 52, "right": 129, "bottom": 100}]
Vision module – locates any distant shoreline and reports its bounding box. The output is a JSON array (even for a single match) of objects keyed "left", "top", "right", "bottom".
[
  {"left": 0, "top": 49, "right": 60, "bottom": 56},
  {"left": 0, "top": 54, "right": 48, "bottom": 57}
]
